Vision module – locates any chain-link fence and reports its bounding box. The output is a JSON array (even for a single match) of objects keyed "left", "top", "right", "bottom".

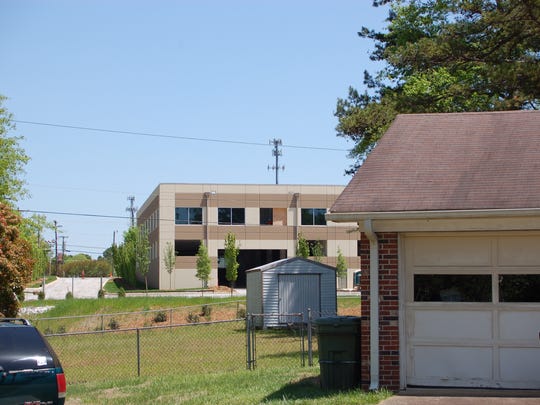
[
  {"left": 45, "top": 315, "right": 317, "bottom": 384},
  {"left": 38, "top": 298, "right": 360, "bottom": 384},
  {"left": 32, "top": 300, "right": 245, "bottom": 334},
  {"left": 47, "top": 319, "right": 247, "bottom": 383}
]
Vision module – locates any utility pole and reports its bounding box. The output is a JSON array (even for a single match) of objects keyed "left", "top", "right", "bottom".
[
  {"left": 126, "top": 196, "right": 137, "bottom": 227},
  {"left": 60, "top": 235, "right": 68, "bottom": 276},
  {"left": 53, "top": 220, "right": 59, "bottom": 275},
  {"left": 268, "top": 138, "right": 285, "bottom": 184}
]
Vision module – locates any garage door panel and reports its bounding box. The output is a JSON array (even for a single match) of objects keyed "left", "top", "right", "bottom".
[
  {"left": 411, "top": 237, "right": 491, "bottom": 267},
  {"left": 499, "top": 348, "right": 540, "bottom": 384},
  {"left": 498, "top": 236, "right": 540, "bottom": 266},
  {"left": 412, "top": 310, "right": 492, "bottom": 340},
  {"left": 499, "top": 311, "right": 540, "bottom": 341},
  {"left": 405, "top": 232, "right": 540, "bottom": 389},
  {"left": 412, "top": 346, "right": 493, "bottom": 381}
]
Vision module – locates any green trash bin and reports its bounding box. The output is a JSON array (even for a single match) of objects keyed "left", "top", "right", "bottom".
[{"left": 314, "top": 316, "right": 361, "bottom": 390}]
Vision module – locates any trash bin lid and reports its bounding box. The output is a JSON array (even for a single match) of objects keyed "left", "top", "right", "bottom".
[{"left": 314, "top": 315, "right": 361, "bottom": 328}]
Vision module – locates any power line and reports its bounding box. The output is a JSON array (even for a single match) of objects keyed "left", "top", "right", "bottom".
[
  {"left": 19, "top": 209, "right": 130, "bottom": 220},
  {"left": 70, "top": 244, "right": 109, "bottom": 250},
  {"left": 13, "top": 120, "right": 348, "bottom": 152}
]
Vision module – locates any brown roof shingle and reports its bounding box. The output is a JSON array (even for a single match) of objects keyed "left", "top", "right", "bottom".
[{"left": 330, "top": 111, "right": 540, "bottom": 213}]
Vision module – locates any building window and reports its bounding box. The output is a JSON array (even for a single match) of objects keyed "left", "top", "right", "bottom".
[
  {"left": 499, "top": 274, "right": 540, "bottom": 302},
  {"left": 175, "top": 207, "right": 202, "bottom": 225},
  {"left": 414, "top": 274, "right": 492, "bottom": 302},
  {"left": 260, "top": 208, "right": 273, "bottom": 225},
  {"left": 218, "top": 208, "right": 245, "bottom": 225},
  {"left": 175, "top": 240, "right": 200, "bottom": 256},
  {"left": 301, "top": 208, "right": 326, "bottom": 225}
]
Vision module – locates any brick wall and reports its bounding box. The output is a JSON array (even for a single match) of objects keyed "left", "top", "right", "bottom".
[{"left": 359, "top": 232, "right": 400, "bottom": 391}]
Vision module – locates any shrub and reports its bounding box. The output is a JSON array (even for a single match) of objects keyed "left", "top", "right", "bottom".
[
  {"left": 153, "top": 311, "right": 168, "bottom": 323},
  {"left": 108, "top": 318, "right": 120, "bottom": 330},
  {"left": 65, "top": 291, "right": 73, "bottom": 299},
  {"left": 201, "top": 304, "right": 212, "bottom": 319},
  {"left": 37, "top": 290, "right": 45, "bottom": 300},
  {"left": 236, "top": 305, "right": 246, "bottom": 319},
  {"left": 97, "top": 289, "right": 105, "bottom": 298},
  {"left": 118, "top": 287, "right": 126, "bottom": 298},
  {"left": 186, "top": 312, "right": 199, "bottom": 324}
]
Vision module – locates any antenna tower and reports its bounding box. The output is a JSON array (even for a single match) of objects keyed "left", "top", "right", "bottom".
[
  {"left": 268, "top": 138, "right": 285, "bottom": 184},
  {"left": 126, "top": 196, "right": 137, "bottom": 227}
]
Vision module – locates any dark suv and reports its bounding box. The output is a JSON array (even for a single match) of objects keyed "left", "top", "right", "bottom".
[{"left": 0, "top": 318, "right": 66, "bottom": 405}]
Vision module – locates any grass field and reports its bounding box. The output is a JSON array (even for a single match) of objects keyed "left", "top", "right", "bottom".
[
  {"left": 65, "top": 366, "right": 390, "bottom": 405},
  {"left": 23, "top": 295, "right": 371, "bottom": 404}
]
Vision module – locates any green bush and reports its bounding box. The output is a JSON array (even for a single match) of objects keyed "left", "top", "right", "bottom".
[
  {"left": 65, "top": 291, "right": 73, "bottom": 299},
  {"left": 37, "top": 290, "right": 45, "bottom": 300},
  {"left": 186, "top": 312, "right": 199, "bottom": 323},
  {"left": 236, "top": 305, "right": 246, "bottom": 319},
  {"left": 201, "top": 304, "right": 212, "bottom": 318},
  {"left": 61, "top": 259, "right": 112, "bottom": 277},
  {"left": 118, "top": 287, "right": 126, "bottom": 297},
  {"left": 97, "top": 289, "right": 105, "bottom": 298},
  {"left": 153, "top": 311, "right": 168, "bottom": 323},
  {"left": 108, "top": 318, "right": 120, "bottom": 330}
]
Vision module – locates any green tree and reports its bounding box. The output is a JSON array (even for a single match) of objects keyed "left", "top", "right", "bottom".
[
  {"left": 196, "top": 241, "right": 212, "bottom": 290},
  {"left": 113, "top": 226, "right": 150, "bottom": 290},
  {"left": 135, "top": 227, "right": 151, "bottom": 293},
  {"left": 336, "top": 248, "right": 348, "bottom": 278},
  {"left": 112, "top": 227, "right": 137, "bottom": 287},
  {"left": 311, "top": 241, "right": 324, "bottom": 263},
  {"left": 162, "top": 241, "right": 176, "bottom": 289},
  {"left": 296, "top": 233, "right": 310, "bottom": 259},
  {"left": 0, "top": 95, "right": 30, "bottom": 204},
  {"left": 336, "top": 0, "right": 540, "bottom": 173},
  {"left": 0, "top": 203, "right": 34, "bottom": 317},
  {"left": 224, "top": 232, "right": 239, "bottom": 294},
  {"left": 64, "top": 253, "right": 92, "bottom": 263},
  {"left": 18, "top": 214, "right": 53, "bottom": 281}
]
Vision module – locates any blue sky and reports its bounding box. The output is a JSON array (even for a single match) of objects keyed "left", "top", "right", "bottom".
[{"left": 1, "top": 1, "right": 389, "bottom": 257}]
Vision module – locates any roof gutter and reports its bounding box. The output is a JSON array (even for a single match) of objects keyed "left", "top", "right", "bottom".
[
  {"left": 364, "top": 218, "right": 379, "bottom": 391},
  {"left": 326, "top": 208, "right": 540, "bottom": 223}
]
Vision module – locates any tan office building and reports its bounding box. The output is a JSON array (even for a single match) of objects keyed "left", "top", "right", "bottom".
[{"left": 137, "top": 183, "right": 360, "bottom": 290}]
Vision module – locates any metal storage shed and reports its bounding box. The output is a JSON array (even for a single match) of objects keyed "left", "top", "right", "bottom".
[{"left": 246, "top": 257, "right": 337, "bottom": 328}]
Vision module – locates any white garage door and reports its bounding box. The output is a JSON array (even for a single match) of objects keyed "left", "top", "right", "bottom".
[{"left": 404, "top": 232, "right": 540, "bottom": 389}]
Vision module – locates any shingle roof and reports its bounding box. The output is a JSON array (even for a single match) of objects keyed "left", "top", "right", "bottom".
[{"left": 330, "top": 111, "right": 540, "bottom": 213}]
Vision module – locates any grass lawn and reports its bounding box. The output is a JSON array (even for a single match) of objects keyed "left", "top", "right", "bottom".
[
  {"left": 66, "top": 366, "right": 390, "bottom": 405},
  {"left": 24, "top": 295, "right": 369, "bottom": 404}
]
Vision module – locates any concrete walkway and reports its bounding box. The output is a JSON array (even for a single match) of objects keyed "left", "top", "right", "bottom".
[
  {"left": 25, "top": 277, "right": 110, "bottom": 300},
  {"left": 378, "top": 389, "right": 540, "bottom": 405}
]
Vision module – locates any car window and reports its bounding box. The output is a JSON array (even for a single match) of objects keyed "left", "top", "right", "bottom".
[{"left": 0, "top": 327, "right": 53, "bottom": 370}]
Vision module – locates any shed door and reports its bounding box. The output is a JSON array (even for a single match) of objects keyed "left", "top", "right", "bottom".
[
  {"left": 404, "top": 233, "right": 540, "bottom": 389},
  {"left": 278, "top": 274, "right": 320, "bottom": 323}
]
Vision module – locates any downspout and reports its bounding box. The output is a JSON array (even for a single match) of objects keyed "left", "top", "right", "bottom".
[{"left": 364, "top": 218, "right": 379, "bottom": 390}]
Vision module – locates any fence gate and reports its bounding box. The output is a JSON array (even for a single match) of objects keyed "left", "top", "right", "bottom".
[{"left": 246, "top": 312, "right": 313, "bottom": 370}]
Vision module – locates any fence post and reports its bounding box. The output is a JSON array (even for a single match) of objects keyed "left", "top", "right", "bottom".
[
  {"left": 136, "top": 328, "right": 141, "bottom": 377},
  {"left": 246, "top": 314, "right": 252, "bottom": 370},
  {"left": 307, "top": 308, "right": 313, "bottom": 367},
  {"left": 300, "top": 312, "right": 305, "bottom": 367}
]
